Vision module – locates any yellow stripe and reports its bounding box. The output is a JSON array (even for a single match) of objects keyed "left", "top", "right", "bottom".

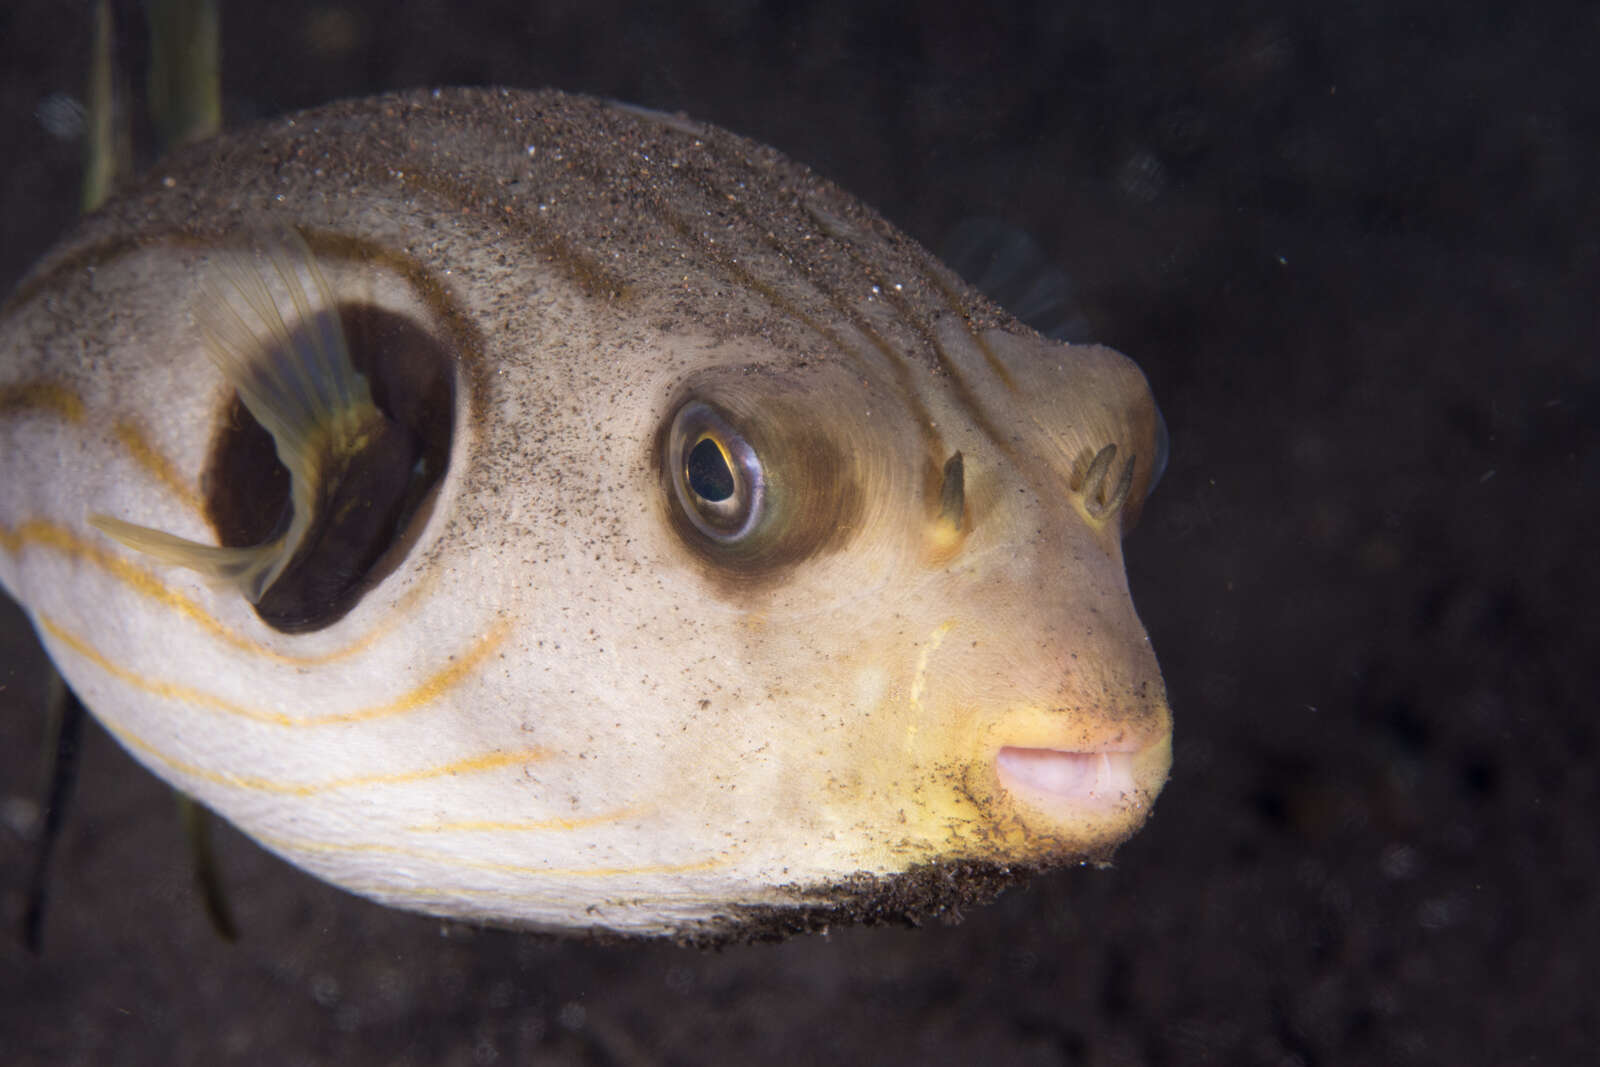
[
  {"left": 405, "top": 810, "right": 638, "bottom": 834},
  {"left": 0, "top": 381, "right": 86, "bottom": 421},
  {"left": 315, "top": 850, "right": 728, "bottom": 883},
  {"left": 39, "top": 612, "right": 508, "bottom": 726},
  {"left": 908, "top": 620, "right": 955, "bottom": 723},
  {"left": 111, "top": 417, "right": 203, "bottom": 513},
  {"left": 2, "top": 519, "right": 430, "bottom": 666},
  {"left": 363, "top": 856, "right": 727, "bottom": 885},
  {"left": 334, "top": 867, "right": 733, "bottom": 911},
  {"left": 98, "top": 714, "right": 547, "bottom": 795},
  {"left": 2, "top": 380, "right": 202, "bottom": 514},
  {"left": 260, "top": 832, "right": 722, "bottom": 875},
  {"left": 42, "top": 614, "right": 282, "bottom": 722},
  {"left": 349, "top": 617, "right": 510, "bottom": 724}
]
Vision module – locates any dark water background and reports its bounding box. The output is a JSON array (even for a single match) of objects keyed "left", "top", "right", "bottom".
[{"left": 2, "top": 1, "right": 1595, "bottom": 1063}]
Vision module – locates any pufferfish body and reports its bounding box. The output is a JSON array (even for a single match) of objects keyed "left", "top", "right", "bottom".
[{"left": 0, "top": 88, "right": 1171, "bottom": 939}]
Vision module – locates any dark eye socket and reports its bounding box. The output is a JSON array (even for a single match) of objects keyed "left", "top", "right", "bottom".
[{"left": 669, "top": 402, "right": 764, "bottom": 543}]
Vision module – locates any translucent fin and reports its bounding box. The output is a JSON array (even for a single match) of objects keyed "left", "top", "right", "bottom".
[
  {"left": 93, "top": 230, "right": 385, "bottom": 605},
  {"left": 89, "top": 515, "right": 286, "bottom": 601},
  {"left": 177, "top": 793, "right": 238, "bottom": 942},
  {"left": 81, "top": 0, "right": 132, "bottom": 212},
  {"left": 145, "top": 0, "right": 222, "bottom": 151},
  {"left": 939, "top": 217, "right": 1094, "bottom": 343},
  {"left": 1146, "top": 403, "right": 1171, "bottom": 501}
]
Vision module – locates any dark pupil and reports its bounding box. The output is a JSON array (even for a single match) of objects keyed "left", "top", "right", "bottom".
[{"left": 687, "top": 437, "right": 735, "bottom": 502}]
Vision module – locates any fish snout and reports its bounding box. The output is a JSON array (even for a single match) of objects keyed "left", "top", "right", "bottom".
[
  {"left": 992, "top": 718, "right": 1171, "bottom": 827},
  {"left": 913, "top": 597, "right": 1172, "bottom": 855},
  {"left": 975, "top": 697, "right": 1171, "bottom": 857}
]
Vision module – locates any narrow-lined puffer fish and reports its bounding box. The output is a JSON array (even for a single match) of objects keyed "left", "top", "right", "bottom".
[{"left": 0, "top": 88, "right": 1171, "bottom": 939}]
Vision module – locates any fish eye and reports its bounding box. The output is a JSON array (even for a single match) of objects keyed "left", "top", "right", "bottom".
[{"left": 668, "top": 402, "right": 764, "bottom": 543}]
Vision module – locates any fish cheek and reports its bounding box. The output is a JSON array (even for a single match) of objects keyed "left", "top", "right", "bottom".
[{"left": 203, "top": 304, "right": 456, "bottom": 632}]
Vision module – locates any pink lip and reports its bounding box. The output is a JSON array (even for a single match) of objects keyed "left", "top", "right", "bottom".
[{"left": 995, "top": 746, "right": 1140, "bottom": 807}]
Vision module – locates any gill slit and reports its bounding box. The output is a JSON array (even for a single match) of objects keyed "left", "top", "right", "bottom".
[{"left": 2, "top": 228, "right": 487, "bottom": 664}]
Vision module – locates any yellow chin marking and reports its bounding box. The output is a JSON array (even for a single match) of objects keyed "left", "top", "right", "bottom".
[
  {"left": 908, "top": 619, "right": 955, "bottom": 729},
  {"left": 924, "top": 515, "right": 964, "bottom": 560},
  {"left": 847, "top": 626, "right": 1172, "bottom": 869}
]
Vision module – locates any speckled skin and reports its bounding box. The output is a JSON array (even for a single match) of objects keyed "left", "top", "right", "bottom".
[{"left": 0, "top": 88, "right": 1169, "bottom": 937}]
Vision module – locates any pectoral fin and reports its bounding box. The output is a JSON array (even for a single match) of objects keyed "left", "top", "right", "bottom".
[
  {"left": 92, "top": 230, "right": 389, "bottom": 607},
  {"left": 88, "top": 515, "right": 288, "bottom": 602}
]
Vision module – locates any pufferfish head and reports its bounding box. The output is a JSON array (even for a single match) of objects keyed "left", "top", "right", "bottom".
[
  {"left": 8, "top": 89, "right": 1171, "bottom": 937},
  {"left": 635, "top": 318, "right": 1172, "bottom": 887}
]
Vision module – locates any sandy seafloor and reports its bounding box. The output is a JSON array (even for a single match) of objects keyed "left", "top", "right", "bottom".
[{"left": 1, "top": 1, "right": 1594, "bottom": 1063}]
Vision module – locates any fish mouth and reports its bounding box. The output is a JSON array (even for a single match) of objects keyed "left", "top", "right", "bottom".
[{"left": 994, "top": 734, "right": 1167, "bottom": 817}]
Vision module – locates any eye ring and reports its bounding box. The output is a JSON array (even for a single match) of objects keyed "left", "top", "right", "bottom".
[{"left": 668, "top": 401, "right": 765, "bottom": 543}]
